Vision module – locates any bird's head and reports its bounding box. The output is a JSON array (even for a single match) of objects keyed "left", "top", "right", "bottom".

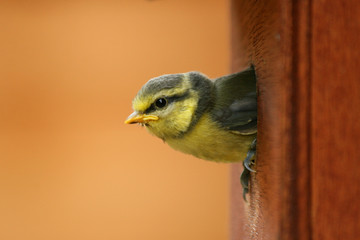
[{"left": 125, "top": 72, "right": 213, "bottom": 140}]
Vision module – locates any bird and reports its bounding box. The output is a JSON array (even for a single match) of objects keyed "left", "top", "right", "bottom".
[{"left": 125, "top": 67, "right": 257, "bottom": 198}]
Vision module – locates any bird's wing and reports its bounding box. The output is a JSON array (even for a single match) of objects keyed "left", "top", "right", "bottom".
[{"left": 210, "top": 67, "right": 257, "bottom": 135}]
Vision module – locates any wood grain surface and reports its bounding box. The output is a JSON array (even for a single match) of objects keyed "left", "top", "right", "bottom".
[
  {"left": 231, "top": 0, "right": 360, "bottom": 239},
  {"left": 311, "top": 1, "right": 360, "bottom": 239}
]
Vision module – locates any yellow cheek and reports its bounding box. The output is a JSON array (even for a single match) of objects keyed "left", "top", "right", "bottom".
[
  {"left": 171, "top": 94, "right": 197, "bottom": 128},
  {"left": 175, "top": 104, "right": 195, "bottom": 128}
]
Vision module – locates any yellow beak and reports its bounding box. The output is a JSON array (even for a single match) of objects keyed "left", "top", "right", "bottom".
[{"left": 124, "top": 111, "right": 159, "bottom": 124}]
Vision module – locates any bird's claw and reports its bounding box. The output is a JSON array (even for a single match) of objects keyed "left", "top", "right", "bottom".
[
  {"left": 243, "top": 138, "right": 257, "bottom": 172},
  {"left": 244, "top": 157, "right": 256, "bottom": 173},
  {"left": 240, "top": 137, "right": 257, "bottom": 200}
]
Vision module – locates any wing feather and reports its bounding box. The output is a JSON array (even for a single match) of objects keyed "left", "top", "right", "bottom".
[{"left": 210, "top": 67, "right": 257, "bottom": 135}]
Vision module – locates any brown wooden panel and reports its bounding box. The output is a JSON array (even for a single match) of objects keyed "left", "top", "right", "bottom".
[
  {"left": 231, "top": 0, "right": 360, "bottom": 239},
  {"left": 230, "top": 0, "right": 312, "bottom": 239},
  {"left": 311, "top": 1, "right": 360, "bottom": 239}
]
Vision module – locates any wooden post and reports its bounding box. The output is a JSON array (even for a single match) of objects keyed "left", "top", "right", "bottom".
[{"left": 230, "top": 0, "right": 360, "bottom": 239}]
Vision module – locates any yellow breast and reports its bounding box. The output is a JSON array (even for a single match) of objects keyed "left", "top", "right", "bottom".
[{"left": 166, "top": 113, "right": 255, "bottom": 162}]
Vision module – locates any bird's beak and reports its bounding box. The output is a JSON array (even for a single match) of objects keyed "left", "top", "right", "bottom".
[{"left": 124, "top": 111, "right": 159, "bottom": 124}]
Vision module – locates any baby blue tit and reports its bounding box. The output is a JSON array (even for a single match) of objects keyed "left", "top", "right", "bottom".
[{"left": 125, "top": 67, "right": 257, "bottom": 198}]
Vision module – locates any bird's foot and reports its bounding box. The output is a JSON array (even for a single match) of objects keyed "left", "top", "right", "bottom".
[
  {"left": 240, "top": 166, "right": 250, "bottom": 200},
  {"left": 240, "top": 137, "right": 257, "bottom": 200},
  {"left": 244, "top": 138, "right": 257, "bottom": 173}
]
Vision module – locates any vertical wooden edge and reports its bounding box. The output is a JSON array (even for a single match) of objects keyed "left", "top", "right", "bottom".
[
  {"left": 230, "top": 0, "right": 313, "bottom": 239},
  {"left": 231, "top": 0, "right": 285, "bottom": 239},
  {"left": 281, "top": 0, "right": 312, "bottom": 239}
]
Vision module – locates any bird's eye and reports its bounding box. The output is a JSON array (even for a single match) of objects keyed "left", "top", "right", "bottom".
[{"left": 155, "top": 98, "right": 167, "bottom": 108}]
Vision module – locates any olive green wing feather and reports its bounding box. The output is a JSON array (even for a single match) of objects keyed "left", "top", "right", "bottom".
[{"left": 210, "top": 67, "right": 257, "bottom": 135}]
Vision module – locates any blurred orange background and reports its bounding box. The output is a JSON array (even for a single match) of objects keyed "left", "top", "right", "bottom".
[{"left": 0, "top": 1, "right": 230, "bottom": 239}]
